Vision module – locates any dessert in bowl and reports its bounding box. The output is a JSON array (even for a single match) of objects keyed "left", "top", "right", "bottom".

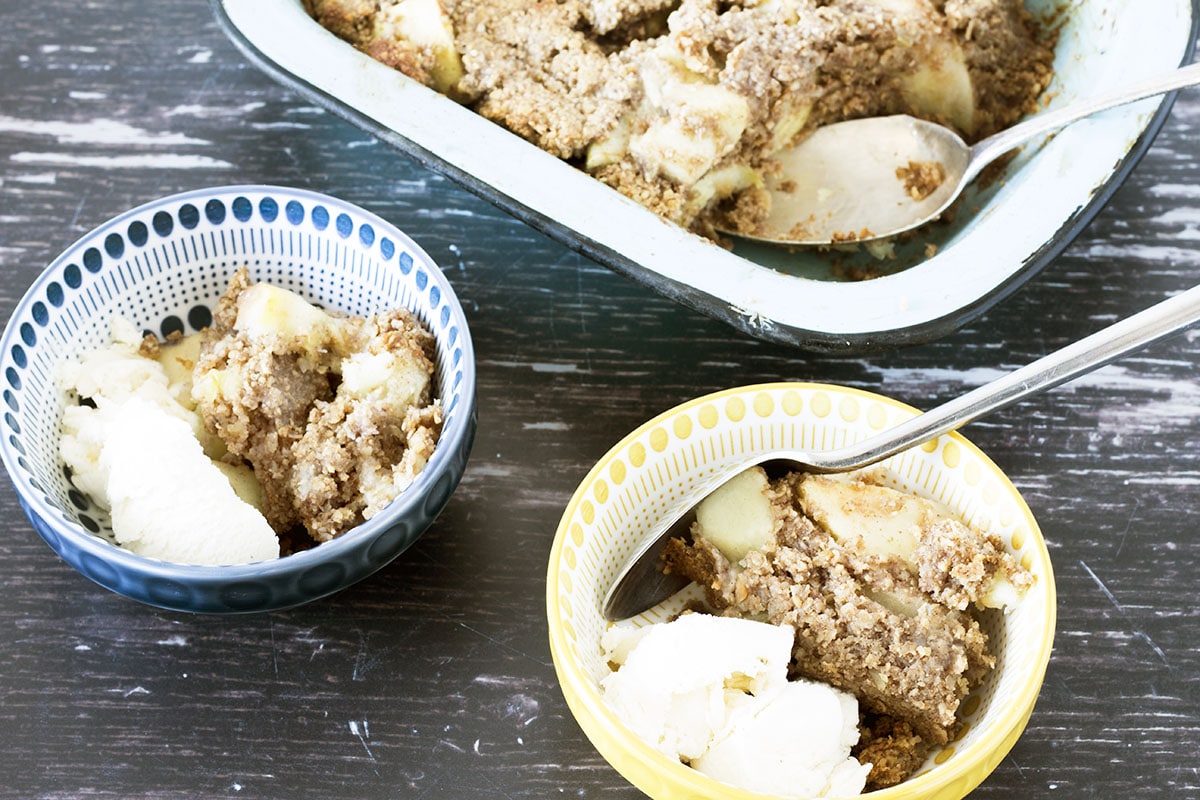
[
  {"left": 546, "top": 383, "right": 1055, "bottom": 799},
  {"left": 0, "top": 185, "right": 476, "bottom": 614}
]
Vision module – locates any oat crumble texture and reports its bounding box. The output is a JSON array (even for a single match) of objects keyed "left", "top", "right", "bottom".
[
  {"left": 193, "top": 268, "right": 443, "bottom": 545},
  {"left": 305, "top": 0, "right": 1054, "bottom": 237},
  {"left": 662, "top": 468, "right": 1033, "bottom": 789}
]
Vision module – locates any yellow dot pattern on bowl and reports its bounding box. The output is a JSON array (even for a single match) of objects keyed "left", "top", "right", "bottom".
[
  {"left": 934, "top": 746, "right": 956, "bottom": 765},
  {"left": 942, "top": 440, "right": 962, "bottom": 468},
  {"left": 867, "top": 404, "right": 887, "bottom": 430},
  {"left": 673, "top": 415, "right": 693, "bottom": 439},
  {"left": 580, "top": 501, "right": 595, "bottom": 525},
  {"left": 783, "top": 390, "right": 803, "bottom": 416},
  {"left": 560, "top": 569, "right": 573, "bottom": 595},
  {"left": 609, "top": 460, "right": 626, "bottom": 485},
  {"left": 698, "top": 404, "right": 719, "bottom": 429},
  {"left": 922, "top": 440, "right": 938, "bottom": 453},
  {"left": 961, "top": 695, "right": 982, "bottom": 717},
  {"left": 629, "top": 442, "right": 646, "bottom": 467},
  {"left": 753, "top": 392, "right": 774, "bottom": 418},
  {"left": 1011, "top": 530, "right": 1026, "bottom": 550},
  {"left": 593, "top": 479, "right": 609, "bottom": 504},
  {"left": 570, "top": 522, "right": 584, "bottom": 546},
  {"left": 725, "top": 396, "right": 746, "bottom": 422},
  {"left": 649, "top": 427, "right": 669, "bottom": 452},
  {"left": 564, "top": 548, "right": 576, "bottom": 570},
  {"left": 811, "top": 392, "right": 831, "bottom": 417},
  {"left": 839, "top": 397, "right": 859, "bottom": 423}
]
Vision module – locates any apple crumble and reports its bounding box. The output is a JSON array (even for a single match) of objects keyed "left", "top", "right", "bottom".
[
  {"left": 305, "top": 0, "right": 1055, "bottom": 238},
  {"left": 56, "top": 270, "right": 442, "bottom": 564},
  {"left": 193, "top": 268, "right": 443, "bottom": 546},
  {"left": 660, "top": 466, "right": 1032, "bottom": 790}
]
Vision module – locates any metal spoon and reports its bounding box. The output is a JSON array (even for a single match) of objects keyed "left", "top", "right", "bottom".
[
  {"left": 602, "top": 283, "right": 1200, "bottom": 620},
  {"left": 735, "top": 62, "right": 1200, "bottom": 246}
]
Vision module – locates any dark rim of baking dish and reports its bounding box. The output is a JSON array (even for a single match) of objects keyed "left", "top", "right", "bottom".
[{"left": 211, "top": 0, "right": 1199, "bottom": 353}]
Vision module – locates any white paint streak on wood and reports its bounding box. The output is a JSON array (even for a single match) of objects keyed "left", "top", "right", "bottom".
[
  {"left": 10, "top": 152, "right": 233, "bottom": 169},
  {"left": 0, "top": 116, "right": 209, "bottom": 146},
  {"left": 1082, "top": 243, "right": 1200, "bottom": 266},
  {"left": 348, "top": 720, "right": 377, "bottom": 762},
  {"left": 522, "top": 422, "right": 569, "bottom": 431},
  {"left": 10, "top": 172, "right": 56, "bottom": 184},
  {"left": 164, "top": 102, "right": 265, "bottom": 118},
  {"left": 530, "top": 363, "right": 581, "bottom": 373},
  {"left": 1149, "top": 182, "right": 1200, "bottom": 200}
]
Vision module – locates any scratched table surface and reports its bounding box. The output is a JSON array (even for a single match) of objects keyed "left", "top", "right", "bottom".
[{"left": 1, "top": 2, "right": 1199, "bottom": 799}]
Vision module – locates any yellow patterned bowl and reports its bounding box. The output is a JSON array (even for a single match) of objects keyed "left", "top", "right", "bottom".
[{"left": 546, "top": 383, "right": 1056, "bottom": 799}]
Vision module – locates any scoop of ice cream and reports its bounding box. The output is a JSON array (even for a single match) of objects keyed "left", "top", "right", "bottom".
[
  {"left": 99, "top": 396, "right": 279, "bottom": 565},
  {"left": 58, "top": 317, "right": 180, "bottom": 411},
  {"left": 601, "top": 614, "right": 792, "bottom": 761},
  {"left": 59, "top": 317, "right": 231, "bottom": 498},
  {"left": 600, "top": 614, "right": 868, "bottom": 797},
  {"left": 692, "top": 677, "right": 869, "bottom": 798},
  {"left": 59, "top": 317, "right": 277, "bottom": 565}
]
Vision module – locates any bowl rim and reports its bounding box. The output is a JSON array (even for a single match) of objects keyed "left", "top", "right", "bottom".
[
  {"left": 546, "top": 381, "right": 1057, "bottom": 799},
  {"left": 0, "top": 183, "right": 477, "bottom": 583}
]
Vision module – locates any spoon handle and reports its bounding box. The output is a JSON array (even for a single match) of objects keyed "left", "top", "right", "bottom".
[
  {"left": 965, "top": 61, "right": 1200, "bottom": 183},
  {"left": 816, "top": 284, "right": 1200, "bottom": 472}
]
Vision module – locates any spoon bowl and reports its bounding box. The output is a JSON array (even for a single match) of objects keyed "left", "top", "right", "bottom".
[
  {"left": 602, "top": 282, "right": 1200, "bottom": 619},
  {"left": 746, "top": 116, "right": 971, "bottom": 246},
  {"left": 734, "top": 61, "right": 1200, "bottom": 246}
]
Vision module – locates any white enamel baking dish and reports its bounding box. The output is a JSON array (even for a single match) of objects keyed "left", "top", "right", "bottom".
[{"left": 213, "top": 0, "right": 1197, "bottom": 351}]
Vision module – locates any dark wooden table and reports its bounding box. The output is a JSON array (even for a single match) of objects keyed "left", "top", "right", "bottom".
[{"left": 1, "top": 3, "right": 1198, "bottom": 798}]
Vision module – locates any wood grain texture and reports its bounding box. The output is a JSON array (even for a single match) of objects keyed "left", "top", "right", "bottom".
[{"left": 1, "top": 2, "right": 1198, "bottom": 798}]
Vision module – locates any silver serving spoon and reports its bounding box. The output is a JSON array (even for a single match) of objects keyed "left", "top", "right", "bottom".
[
  {"left": 602, "top": 283, "right": 1200, "bottom": 620},
  {"left": 736, "top": 61, "right": 1200, "bottom": 246}
]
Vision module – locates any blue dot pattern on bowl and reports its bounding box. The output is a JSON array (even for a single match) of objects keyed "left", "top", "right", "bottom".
[{"left": 0, "top": 186, "right": 477, "bottom": 614}]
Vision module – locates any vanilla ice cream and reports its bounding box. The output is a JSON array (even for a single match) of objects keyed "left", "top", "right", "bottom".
[
  {"left": 693, "top": 677, "right": 869, "bottom": 798},
  {"left": 59, "top": 317, "right": 278, "bottom": 565},
  {"left": 600, "top": 614, "right": 869, "bottom": 797},
  {"left": 98, "top": 396, "right": 279, "bottom": 564}
]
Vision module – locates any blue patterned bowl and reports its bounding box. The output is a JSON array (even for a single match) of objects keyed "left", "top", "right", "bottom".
[{"left": 0, "top": 186, "right": 476, "bottom": 613}]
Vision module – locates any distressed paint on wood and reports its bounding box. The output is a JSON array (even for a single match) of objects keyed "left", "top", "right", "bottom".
[{"left": 0, "top": 2, "right": 1198, "bottom": 798}]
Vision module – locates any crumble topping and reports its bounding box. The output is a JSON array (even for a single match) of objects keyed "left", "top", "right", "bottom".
[
  {"left": 306, "top": 0, "right": 1055, "bottom": 240},
  {"left": 193, "top": 268, "right": 443, "bottom": 544},
  {"left": 660, "top": 467, "right": 1033, "bottom": 789},
  {"left": 896, "top": 159, "right": 948, "bottom": 201}
]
